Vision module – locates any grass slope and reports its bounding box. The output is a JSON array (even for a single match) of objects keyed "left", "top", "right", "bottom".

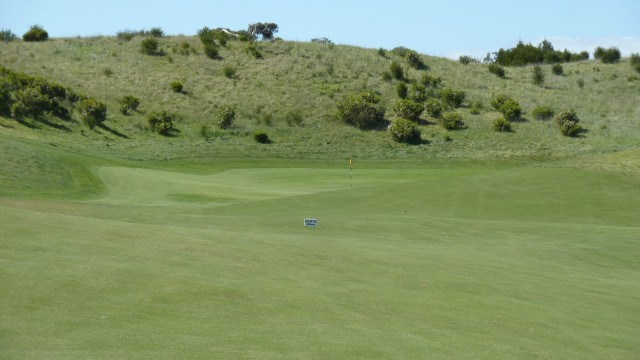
[{"left": 1, "top": 158, "right": 639, "bottom": 359}]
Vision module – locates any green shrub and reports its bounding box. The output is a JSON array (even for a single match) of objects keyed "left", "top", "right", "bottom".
[
  {"left": 393, "top": 99, "right": 424, "bottom": 121},
  {"left": 498, "top": 98, "right": 521, "bottom": 121},
  {"left": 337, "top": 91, "right": 386, "bottom": 129},
  {"left": 594, "top": 46, "right": 621, "bottom": 63},
  {"left": 254, "top": 131, "right": 270, "bottom": 143},
  {"left": 377, "top": 48, "right": 387, "bottom": 57},
  {"left": 22, "top": 25, "right": 48, "bottom": 42},
  {"left": 0, "top": 79, "right": 11, "bottom": 114},
  {"left": 245, "top": 42, "right": 262, "bottom": 59},
  {"left": 469, "top": 101, "right": 483, "bottom": 115},
  {"left": 149, "top": 27, "right": 164, "bottom": 38},
  {"left": 1, "top": 29, "right": 17, "bottom": 42},
  {"left": 490, "top": 94, "right": 511, "bottom": 110},
  {"left": 381, "top": 71, "right": 392, "bottom": 82},
  {"left": 488, "top": 63, "right": 505, "bottom": 78},
  {"left": 204, "top": 43, "right": 219, "bottom": 59},
  {"left": 119, "top": 95, "right": 140, "bottom": 115},
  {"left": 421, "top": 73, "right": 442, "bottom": 88},
  {"left": 216, "top": 105, "right": 235, "bottom": 129},
  {"left": 552, "top": 63, "right": 564, "bottom": 75},
  {"left": 555, "top": 109, "right": 583, "bottom": 137},
  {"left": 408, "top": 84, "right": 428, "bottom": 102},
  {"left": 438, "top": 88, "right": 465, "bottom": 107},
  {"left": 424, "top": 99, "right": 442, "bottom": 118},
  {"left": 577, "top": 78, "right": 585, "bottom": 89},
  {"left": 116, "top": 30, "right": 136, "bottom": 42},
  {"left": 531, "top": 105, "right": 554, "bottom": 120},
  {"left": 630, "top": 53, "right": 640, "bottom": 73},
  {"left": 170, "top": 81, "right": 184, "bottom": 93},
  {"left": 11, "top": 86, "right": 53, "bottom": 119},
  {"left": 405, "top": 49, "right": 426, "bottom": 69},
  {"left": 493, "top": 117, "right": 512, "bottom": 132},
  {"left": 285, "top": 109, "right": 304, "bottom": 126},
  {"left": 396, "top": 82, "right": 408, "bottom": 99},
  {"left": 458, "top": 55, "right": 478, "bottom": 65},
  {"left": 198, "top": 27, "right": 222, "bottom": 59},
  {"left": 141, "top": 38, "right": 160, "bottom": 55},
  {"left": 440, "top": 111, "right": 465, "bottom": 130},
  {"left": 147, "top": 111, "right": 174, "bottom": 135},
  {"left": 223, "top": 65, "right": 237, "bottom": 79},
  {"left": 389, "top": 61, "right": 404, "bottom": 80},
  {"left": 532, "top": 65, "right": 545, "bottom": 86},
  {"left": 78, "top": 98, "right": 107, "bottom": 128},
  {"left": 389, "top": 118, "right": 421, "bottom": 143}
]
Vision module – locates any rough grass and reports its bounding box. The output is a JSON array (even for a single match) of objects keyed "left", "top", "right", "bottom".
[{"left": 1, "top": 155, "right": 639, "bottom": 359}]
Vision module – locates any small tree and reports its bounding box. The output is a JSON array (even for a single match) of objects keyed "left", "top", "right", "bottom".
[
  {"left": 23, "top": 25, "right": 48, "bottom": 42},
  {"left": 248, "top": 22, "right": 279, "bottom": 40},
  {"left": 594, "top": 46, "right": 621, "bottom": 63},
  {"left": 216, "top": 105, "right": 235, "bottom": 129},
  {"left": 532, "top": 65, "right": 545, "bottom": 86},
  {"left": 488, "top": 63, "right": 505, "bottom": 78},
  {"left": 1, "top": 29, "right": 17, "bottom": 42},
  {"left": 337, "top": 91, "right": 385, "bottom": 129},
  {"left": 389, "top": 118, "right": 421, "bottom": 143},
  {"left": 78, "top": 98, "right": 107, "bottom": 128},
  {"left": 149, "top": 27, "right": 164, "bottom": 38},
  {"left": 393, "top": 99, "right": 424, "bottom": 122},
  {"left": 552, "top": 63, "right": 564, "bottom": 75},
  {"left": 147, "top": 111, "right": 174, "bottom": 135}
]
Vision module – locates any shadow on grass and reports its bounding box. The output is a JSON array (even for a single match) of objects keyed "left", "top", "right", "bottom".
[{"left": 97, "top": 123, "right": 129, "bottom": 139}]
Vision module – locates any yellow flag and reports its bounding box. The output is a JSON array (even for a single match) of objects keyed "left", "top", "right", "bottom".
[{"left": 349, "top": 158, "right": 352, "bottom": 167}]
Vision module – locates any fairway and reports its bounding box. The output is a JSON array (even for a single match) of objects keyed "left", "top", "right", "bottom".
[{"left": 1, "top": 160, "right": 639, "bottom": 359}]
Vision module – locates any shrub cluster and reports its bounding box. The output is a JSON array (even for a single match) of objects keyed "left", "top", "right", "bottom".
[
  {"left": 408, "top": 84, "right": 429, "bottom": 102},
  {"left": 496, "top": 40, "right": 588, "bottom": 66},
  {"left": 458, "top": 55, "right": 479, "bottom": 65},
  {"left": 393, "top": 99, "right": 424, "bottom": 121},
  {"left": 421, "top": 73, "right": 442, "bottom": 88},
  {"left": 22, "top": 25, "right": 48, "bottom": 42},
  {"left": 531, "top": 105, "right": 554, "bottom": 120},
  {"left": 439, "top": 111, "right": 465, "bottom": 130},
  {"left": 389, "top": 118, "right": 421, "bottom": 143},
  {"left": 147, "top": 111, "right": 174, "bottom": 135},
  {"left": 140, "top": 38, "right": 160, "bottom": 55},
  {"left": 488, "top": 63, "right": 505, "bottom": 78},
  {"left": 424, "top": 99, "right": 443, "bottom": 118},
  {"left": 1, "top": 29, "right": 17, "bottom": 42},
  {"left": 631, "top": 53, "right": 640, "bottom": 74},
  {"left": 555, "top": 109, "right": 583, "bottom": 137},
  {"left": 216, "top": 105, "right": 235, "bottom": 129},
  {"left": 245, "top": 42, "right": 262, "bottom": 59},
  {"left": 405, "top": 49, "right": 426, "bottom": 70},
  {"left": 594, "top": 47, "right": 621, "bottom": 64},
  {"left": 119, "top": 95, "right": 140, "bottom": 115},
  {"left": 198, "top": 27, "right": 229, "bottom": 59},
  {"left": 311, "top": 37, "right": 333, "bottom": 45},
  {"left": 337, "top": 91, "right": 385, "bottom": 129},
  {"left": 389, "top": 61, "right": 404, "bottom": 80}
]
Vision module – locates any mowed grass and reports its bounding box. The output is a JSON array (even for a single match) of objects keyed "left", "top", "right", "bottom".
[{"left": 1, "top": 156, "right": 639, "bottom": 359}]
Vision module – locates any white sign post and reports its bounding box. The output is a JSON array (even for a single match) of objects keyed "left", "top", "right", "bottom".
[{"left": 304, "top": 218, "right": 317, "bottom": 228}]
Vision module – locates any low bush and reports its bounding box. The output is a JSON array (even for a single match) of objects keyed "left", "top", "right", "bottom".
[
  {"left": 405, "top": 49, "right": 426, "bottom": 69},
  {"left": 552, "top": 63, "right": 564, "bottom": 75},
  {"left": 490, "top": 94, "right": 512, "bottom": 110},
  {"left": 389, "top": 118, "right": 421, "bottom": 143},
  {"left": 216, "top": 105, "right": 235, "bottom": 129},
  {"left": 393, "top": 99, "right": 424, "bottom": 121},
  {"left": 141, "top": 38, "right": 160, "bottom": 55},
  {"left": 438, "top": 88, "right": 465, "bottom": 107},
  {"left": 459, "top": 55, "right": 478, "bottom": 65},
  {"left": 440, "top": 111, "right": 465, "bottom": 130},
  {"left": 498, "top": 98, "right": 521, "bottom": 121},
  {"left": 285, "top": 109, "right": 304, "bottom": 126},
  {"left": 119, "top": 95, "right": 140, "bottom": 115},
  {"left": 149, "top": 27, "right": 164, "bottom": 38},
  {"left": 254, "top": 131, "right": 270, "bottom": 143},
  {"left": 408, "top": 84, "right": 429, "bottom": 103},
  {"left": 11, "top": 86, "right": 53, "bottom": 119},
  {"left": 396, "top": 82, "right": 408, "bottom": 99},
  {"left": 555, "top": 109, "right": 583, "bottom": 137},
  {"left": 531, "top": 105, "right": 554, "bottom": 120},
  {"left": 389, "top": 61, "right": 404, "bottom": 80},
  {"left": 22, "top": 25, "right": 48, "bottom": 42},
  {"left": 245, "top": 42, "right": 262, "bottom": 59},
  {"left": 493, "top": 117, "right": 512, "bottom": 132},
  {"left": 78, "top": 98, "right": 107, "bottom": 128},
  {"left": 147, "top": 111, "right": 174, "bottom": 135},
  {"left": 223, "top": 65, "right": 237, "bottom": 79},
  {"left": 424, "top": 99, "right": 442, "bottom": 118},
  {"left": 421, "top": 73, "right": 442, "bottom": 88},
  {"left": 337, "top": 91, "right": 385, "bottom": 129},
  {"left": 116, "top": 30, "right": 136, "bottom": 42},
  {"left": 170, "top": 81, "right": 184, "bottom": 93},
  {"left": 488, "top": 63, "right": 505, "bottom": 78},
  {"left": 630, "top": 53, "right": 640, "bottom": 73}
]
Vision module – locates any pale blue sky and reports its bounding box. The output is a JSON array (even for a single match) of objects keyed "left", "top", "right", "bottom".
[{"left": 2, "top": 0, "right": 639, "bottom": 58}]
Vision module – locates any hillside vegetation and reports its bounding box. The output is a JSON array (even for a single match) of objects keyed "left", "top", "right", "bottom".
[{"left": 1, "top": 34, "right": 639, "bottom": 165}]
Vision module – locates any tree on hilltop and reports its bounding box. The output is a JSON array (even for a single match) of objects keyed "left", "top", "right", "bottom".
[{"left": 248, "top": 22, "right": 278, "bottom": 40}]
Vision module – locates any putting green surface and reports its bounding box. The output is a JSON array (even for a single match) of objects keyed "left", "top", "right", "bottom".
[{"left": 1, "top": 162, "right": 639, "bottom": 359}]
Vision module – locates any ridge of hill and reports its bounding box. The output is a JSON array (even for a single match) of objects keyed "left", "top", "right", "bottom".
[{"left": 0, "top": 35, "right": 639, "bottom": 165}]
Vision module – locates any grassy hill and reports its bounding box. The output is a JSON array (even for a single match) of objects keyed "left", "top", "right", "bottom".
[
  {"left": 1, "top": 35, "right": 640, "bottom": 359},
  {"left": 1, "top": 35, "right": 639, "bottom": 163}
]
